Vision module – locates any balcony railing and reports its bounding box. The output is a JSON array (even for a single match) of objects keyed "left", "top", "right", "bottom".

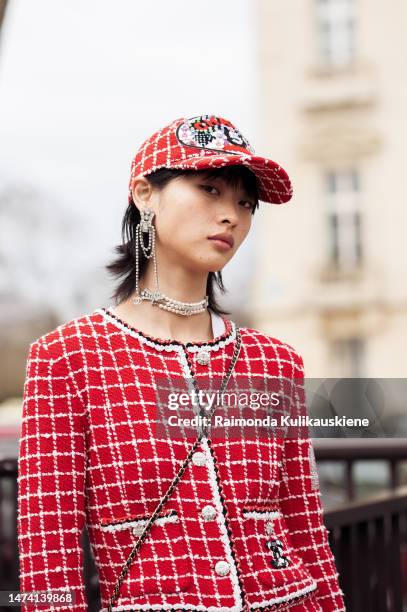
[
  {"left": 325, "top": 487, "right": 407, "bottom": 611},
  {"left": 313, "top": 438, "right": 407, "bottom": 500},
  {"left": 3, "top": 440, "right": 407, "bottom": 611},
  {"left": 0, "top": 457, "right": 19, "bottom": 597}
]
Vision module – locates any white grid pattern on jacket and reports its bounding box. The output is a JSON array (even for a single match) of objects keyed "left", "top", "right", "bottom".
[{"left": 17, "top": 308, "right": 345, "bottom": 612}]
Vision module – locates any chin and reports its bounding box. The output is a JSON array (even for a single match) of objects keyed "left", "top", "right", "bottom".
[
  {"left": 185, "top": 249, "right": 232, "bottom": 274},
  {"left": 206, "top": 252, "right": 232, "bottom": 270}
]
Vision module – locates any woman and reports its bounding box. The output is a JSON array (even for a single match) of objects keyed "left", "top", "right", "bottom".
[{"left": 17, "top": 114, "right": 345, "bottom": 611}]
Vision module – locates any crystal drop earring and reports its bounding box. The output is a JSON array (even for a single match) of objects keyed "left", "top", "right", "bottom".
[{"left": 132, "top": 206, "right": 161, "bottom": 305}]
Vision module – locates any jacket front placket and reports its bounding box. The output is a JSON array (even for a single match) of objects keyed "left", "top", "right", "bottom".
[{"left": 165, "top": 326, "right": 247, "bottom": 612}]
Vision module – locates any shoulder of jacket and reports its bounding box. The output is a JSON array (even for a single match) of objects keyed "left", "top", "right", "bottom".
[
  {"left": 239, "top": 325, "right": 304, "bottom": 370},
  {"left": 29, "top": 310, "right": 98, "bottom": 360}
]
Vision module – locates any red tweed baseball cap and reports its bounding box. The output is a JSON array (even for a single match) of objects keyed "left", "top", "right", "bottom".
[{"left": 128, "top": 114, "right": 293, "bottom": 205}]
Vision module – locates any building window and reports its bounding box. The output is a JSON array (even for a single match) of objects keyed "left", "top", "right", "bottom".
[
  {"left": 325, "top": 168, "right": 362, "bottom": 271},
  {"left": 316, "top": 0, "right": 356, "bottom": 67},
  {"left": 331, "top": 336, "right": 365, "bottom": 377}
]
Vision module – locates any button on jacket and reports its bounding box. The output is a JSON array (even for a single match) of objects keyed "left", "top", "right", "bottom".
[{"left": 17, "top": 307, "right": 345, "bottom": 611}]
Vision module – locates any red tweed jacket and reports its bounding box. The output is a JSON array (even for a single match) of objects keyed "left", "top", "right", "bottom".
[{"left": 17, "top": 306, "right": 345, "bottom": 611}]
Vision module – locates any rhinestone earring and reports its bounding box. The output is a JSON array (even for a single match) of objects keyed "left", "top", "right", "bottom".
[{"left": 133, "top": 206, "right": 161, "bottom": 305}]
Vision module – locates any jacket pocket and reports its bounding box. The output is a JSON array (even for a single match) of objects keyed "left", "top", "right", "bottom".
[
  {"left": 241, "top": 505, "right": 315, "bottom": 593},
  {"left": 100, "top": 508, "right": 193, "bottom": 596}
]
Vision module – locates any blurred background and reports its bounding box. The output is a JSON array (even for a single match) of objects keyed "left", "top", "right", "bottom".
[{"left": 1, "top": 0, "right": 407, "bottom": 609}]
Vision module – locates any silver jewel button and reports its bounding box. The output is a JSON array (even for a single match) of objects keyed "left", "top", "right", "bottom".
[
  {"left": 192, "top": 451, "right": 207, "bottom": 466},
  {"left": 215, "top": 560, "right": 230, "bottom": 576},
  {"left": 265, "top": 521, "right": 274, "bottom": 535},
  {"left": 201, "top": 504, "right": 217, "bottom": 521},
  {"left": 132, "top": 523, "right": 145, "bottom": 536},
  {"left": 196, "top": 350, "right": 210, "bottom": 366}
]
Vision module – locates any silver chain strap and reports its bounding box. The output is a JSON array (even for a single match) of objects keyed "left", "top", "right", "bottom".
[{"left": 106, "top": 326, "right": 242, "bottom": 612}]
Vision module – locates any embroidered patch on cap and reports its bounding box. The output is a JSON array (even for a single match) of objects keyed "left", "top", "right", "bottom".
[{"left": 176, "top": 114, "right": 255, "bottom": 155}]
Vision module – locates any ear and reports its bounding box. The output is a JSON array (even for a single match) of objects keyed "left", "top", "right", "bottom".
[{"left": 131, "top": 176, "right": 154, "bottom": 212}]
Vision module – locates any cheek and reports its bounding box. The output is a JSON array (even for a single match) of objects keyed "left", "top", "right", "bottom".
[
  {"left": 235, "top": 214, "right": 252, "bottom": 244},
  {"left": 155, "top": 193, "right": 209, "bottom": 244},
  {"left": 154, "top": 205, "right": 202, "bottom": 249}
]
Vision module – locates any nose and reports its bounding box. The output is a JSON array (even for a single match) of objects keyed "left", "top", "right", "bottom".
[{"left": 216, "top": 196, "right": 240, "bottom": 227}]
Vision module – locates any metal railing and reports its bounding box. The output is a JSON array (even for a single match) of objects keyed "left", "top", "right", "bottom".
[
  {"left": 0, "top": 458, "right": 19, "bottom": 597},
  {"left": 325, "top": 487, "right": 407, "bottom": 612},
  {"left": 314, "top": 438, "right": 407, "bottom": 500}
]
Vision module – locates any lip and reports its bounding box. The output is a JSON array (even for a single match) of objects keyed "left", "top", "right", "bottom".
[{"left": 208, "top": 233, "right": 234, "bottom": 248}]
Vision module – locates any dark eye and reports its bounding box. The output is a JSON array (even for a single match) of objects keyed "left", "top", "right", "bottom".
[
  {"left": 200, "top": 184, "right": 219, "bottom": 195},
  {"left": 240, "top": 200, "right": 255, "bottom": 210}
]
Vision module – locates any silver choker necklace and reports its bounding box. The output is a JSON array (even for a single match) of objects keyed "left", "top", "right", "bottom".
[{"left": 132, "top": 288, "right": 209, "bottom": 317}]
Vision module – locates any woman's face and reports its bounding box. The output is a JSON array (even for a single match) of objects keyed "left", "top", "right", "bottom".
[{"left": 135, "top": 173, "right": 255, "bottom": 273}]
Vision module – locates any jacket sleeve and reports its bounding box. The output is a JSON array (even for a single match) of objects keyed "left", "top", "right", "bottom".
[
  {"left": 17, "top": 338, "right": 88, "bottom": 612},
  {"left": 277, "top": 351, "right": 346, "bottom": 611}
]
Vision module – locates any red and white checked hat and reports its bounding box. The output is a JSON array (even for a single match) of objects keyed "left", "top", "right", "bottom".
[{"left": 128, "top": 114, "right": 293, "bottom": 205}]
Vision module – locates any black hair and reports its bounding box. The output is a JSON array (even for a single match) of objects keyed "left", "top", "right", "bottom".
[{"left": 105, "top": 165, "right": 260, "bottom": 316}]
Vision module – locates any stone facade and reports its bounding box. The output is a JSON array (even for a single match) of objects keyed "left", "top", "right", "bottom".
[{"left": 251, "top": 0, "right": 407, "bottom": 378}]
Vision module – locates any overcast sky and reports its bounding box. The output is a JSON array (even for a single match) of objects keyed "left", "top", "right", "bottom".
[{"left": 0, "top": 0, "right": 259, "bottom": 317}]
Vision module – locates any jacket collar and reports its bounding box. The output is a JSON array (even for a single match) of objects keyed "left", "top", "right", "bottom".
[{"left": 96, "top": 306, "right": 236, "bottom": 353}]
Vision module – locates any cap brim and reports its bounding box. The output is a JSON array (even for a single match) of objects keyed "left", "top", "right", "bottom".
[{"left": 167, "top": 153, "right": 293, "bottom": 204}]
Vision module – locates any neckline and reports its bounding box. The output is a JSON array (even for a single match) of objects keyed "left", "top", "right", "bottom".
[{"left": 98, "top": 306, "right": 234, "bottom": 349}]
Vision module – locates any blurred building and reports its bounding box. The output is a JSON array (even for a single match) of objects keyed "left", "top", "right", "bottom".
[
  {"left": 0, "top": 1, "right": 7, "bottom": 35},
  {"left": 251, "top": 0, "right": 407, "bottom": 379}
]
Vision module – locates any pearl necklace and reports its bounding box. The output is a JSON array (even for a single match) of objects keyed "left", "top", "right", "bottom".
[{"left": 132, "top": 288, "right": 209, "bottom": 317}]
